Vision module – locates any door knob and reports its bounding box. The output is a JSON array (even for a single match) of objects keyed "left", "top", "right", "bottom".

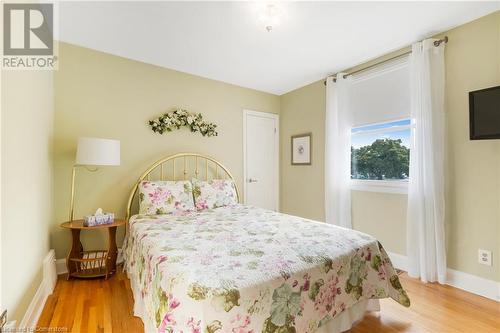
[{"left": 248, "top": 178, "right": 258, "bottom": 183}]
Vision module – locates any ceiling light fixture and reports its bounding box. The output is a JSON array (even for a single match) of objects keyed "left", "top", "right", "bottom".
[{"left": 257, "top": 2, "right": 283, "bottom": 32}]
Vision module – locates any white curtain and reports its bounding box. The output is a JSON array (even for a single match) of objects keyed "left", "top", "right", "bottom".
[
  {"left": 325, "top": 74, "right": 352, "bottom": 228},
  {"left": 407, "top": 39, "right": 447, "bottom": 283}
]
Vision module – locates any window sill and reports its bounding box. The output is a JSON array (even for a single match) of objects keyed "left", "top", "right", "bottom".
[{"left": 350, "top": 180, "right": 408, "bottom": 194}]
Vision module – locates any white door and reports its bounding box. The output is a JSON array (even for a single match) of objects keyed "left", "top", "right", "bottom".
[{"left": 243, "top": 110, "right": 279, "bottom": 211}]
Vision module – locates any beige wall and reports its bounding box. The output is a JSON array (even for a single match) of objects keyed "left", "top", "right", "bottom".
[
  {"left": 53, "top": 43, "right": 280, "bottom": 258},
  {"left": 351, "top": 191, "right": 407, "bottom": 256},
  {"left": 280, "top": 80, "right": 325, "bottom": 222},
  {"left": 1, "top": 70, "right": 54, "bottom": 322},
  {"left": 280, "top": 12, "right": 500, "bottom": 282},
  {"left": 441, "top": 11, "right": 500, "bottom": 281}
]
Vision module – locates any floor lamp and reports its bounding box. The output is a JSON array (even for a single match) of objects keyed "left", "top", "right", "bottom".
[{"left": 69, "top": 137, "right": 120, "bottom": 221}]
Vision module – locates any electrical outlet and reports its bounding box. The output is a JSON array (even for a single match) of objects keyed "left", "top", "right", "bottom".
[{"left": 478, "top": 249, "right": 492, "bottom": 266}]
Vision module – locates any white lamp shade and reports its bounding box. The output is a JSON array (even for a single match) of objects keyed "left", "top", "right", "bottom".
[{"left": 75, "top": 137, "right": 120, "bottom": 166}]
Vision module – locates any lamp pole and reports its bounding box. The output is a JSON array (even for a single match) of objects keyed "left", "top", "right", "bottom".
[{"left": 69, "top": 165, "right": 77, "bottom": 221}]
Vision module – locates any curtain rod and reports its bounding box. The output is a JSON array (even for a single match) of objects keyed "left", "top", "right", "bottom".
[{"left": 324, "top": 36, "right": 448, "bottom": 84}]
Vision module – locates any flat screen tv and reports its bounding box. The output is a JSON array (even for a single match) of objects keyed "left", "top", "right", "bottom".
[{"left": 469, "top": 85, "right": 500, "bottom": 140}]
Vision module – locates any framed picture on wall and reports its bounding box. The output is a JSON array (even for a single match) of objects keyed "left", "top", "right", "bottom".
[{"left": 291, "top": 133, "right": 312, "bottom": 165}]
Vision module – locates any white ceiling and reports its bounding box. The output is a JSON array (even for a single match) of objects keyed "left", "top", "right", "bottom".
[{"left": 58, "top": 1, "right": 499, "bottom": 95}]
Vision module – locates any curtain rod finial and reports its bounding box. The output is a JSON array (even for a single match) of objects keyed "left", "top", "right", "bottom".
[
  {"left": 434, "top": 36, "right": 448, "bottom": 47},
  {"left": 324, "top": 76, "right": 337, "bottom": 85}
]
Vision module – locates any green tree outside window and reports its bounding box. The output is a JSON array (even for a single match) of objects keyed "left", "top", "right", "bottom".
[{"left": 351, "top": 138, "right": 409, "bottom": 180}]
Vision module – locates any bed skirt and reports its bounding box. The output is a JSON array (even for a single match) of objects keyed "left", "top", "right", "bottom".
[
  {"left": 127, "top": 267, "right": 380, "bottom": 333},
  {"left": 316, "top": 298, "right": 380, "bottom": 333}
]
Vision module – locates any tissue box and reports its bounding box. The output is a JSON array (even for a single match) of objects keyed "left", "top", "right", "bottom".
[{"left": 84, "top": 213, "right": 114, "bottom": 227}]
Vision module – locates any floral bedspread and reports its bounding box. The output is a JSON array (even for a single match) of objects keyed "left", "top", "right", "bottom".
[{"left": 124, "top": 204, "right": 410, "bottom": 333}]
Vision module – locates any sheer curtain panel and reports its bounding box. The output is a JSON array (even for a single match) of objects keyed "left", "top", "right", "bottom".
[
  {"left": 325, "top": 75, "right": 352, "bottom": 228},
  {"left": 407, "top": 39, "right": 447, "bottom": 284}
]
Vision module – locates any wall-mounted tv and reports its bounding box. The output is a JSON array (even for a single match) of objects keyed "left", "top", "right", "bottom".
[{"left": 469, "top": 85, "right": 500, "bottom": 140}]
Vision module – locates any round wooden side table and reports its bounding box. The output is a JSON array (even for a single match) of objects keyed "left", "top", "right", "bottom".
[{"left": 60, "top": 219, "right": 126, "bottom": 280}]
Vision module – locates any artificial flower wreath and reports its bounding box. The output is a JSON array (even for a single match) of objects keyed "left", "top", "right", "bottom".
[{"left": 149, "top": 108, "right": 218, "bottom": 137}]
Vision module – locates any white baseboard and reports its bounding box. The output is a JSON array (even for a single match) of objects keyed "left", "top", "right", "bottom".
[
  {"left": 387, "top": 251, "right": 500, "bottom": 302},
  {"left": 386, "top": 251, "right": 408, "bottom": 272},
  {"left": 446, "top": 268, "right": 500, "bottom": 301},
  {"left": 56, "top": 248, "right": 123, "bottom": 275},
  {"left": 19, "top": 249, "right": 57, "bottom": 329},
  {"left": 55, "top": 257, "right": 67, "bottom": 275}
]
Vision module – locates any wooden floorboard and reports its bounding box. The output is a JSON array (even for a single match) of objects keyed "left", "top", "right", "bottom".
[{"left": 37, "top": 267, "right": 500, "bottom": 332}]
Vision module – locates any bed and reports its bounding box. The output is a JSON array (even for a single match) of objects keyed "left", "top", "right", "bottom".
[{"left": 123, "top": 153, "right": 410, "bottom": 333}]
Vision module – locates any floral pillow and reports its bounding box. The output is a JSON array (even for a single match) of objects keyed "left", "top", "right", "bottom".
[
  {"left": 138, "top": 180, "right": 195, "bottom": 215},
  {"left": 192, "top": 178, "right": 238, "bottom": 210}
]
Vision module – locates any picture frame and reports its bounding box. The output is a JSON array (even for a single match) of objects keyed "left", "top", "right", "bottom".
[{"left": 291, "top": 133, "right": 312, "bottom": 165}]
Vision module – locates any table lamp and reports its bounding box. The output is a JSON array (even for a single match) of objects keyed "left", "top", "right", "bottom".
[{"left": 69, "top": 137, "right": 120, "bottom": 220}]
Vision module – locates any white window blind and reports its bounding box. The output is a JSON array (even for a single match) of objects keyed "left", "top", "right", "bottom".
[{"left": 349, "top": 56, "right": 410, "bottom": 126}]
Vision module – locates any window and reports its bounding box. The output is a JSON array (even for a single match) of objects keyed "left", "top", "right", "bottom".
[
  {"left": 347, "top": 56, "right": 411, "bottom": 194},
  {"left": 351, "top": 119, "right": 411, "bottom": 193}
]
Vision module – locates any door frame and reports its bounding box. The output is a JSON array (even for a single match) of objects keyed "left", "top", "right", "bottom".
[{"left": 242, "top": 109, "right": 280, "bottom": 211}]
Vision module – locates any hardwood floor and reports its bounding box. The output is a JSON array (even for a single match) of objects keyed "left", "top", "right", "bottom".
[
  {"left": 37, "top": 267, "right": 143, "bottom": 333},
  {"left": 350, "top": 274, "right": 500, "bottom": 333},
  {"left": 38, "top": 267, "right": 500, "bottom": 333}
]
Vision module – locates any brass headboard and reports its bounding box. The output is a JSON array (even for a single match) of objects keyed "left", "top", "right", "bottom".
[{"left": 125, "top": 153, "right": 240, "bottom": 221}]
